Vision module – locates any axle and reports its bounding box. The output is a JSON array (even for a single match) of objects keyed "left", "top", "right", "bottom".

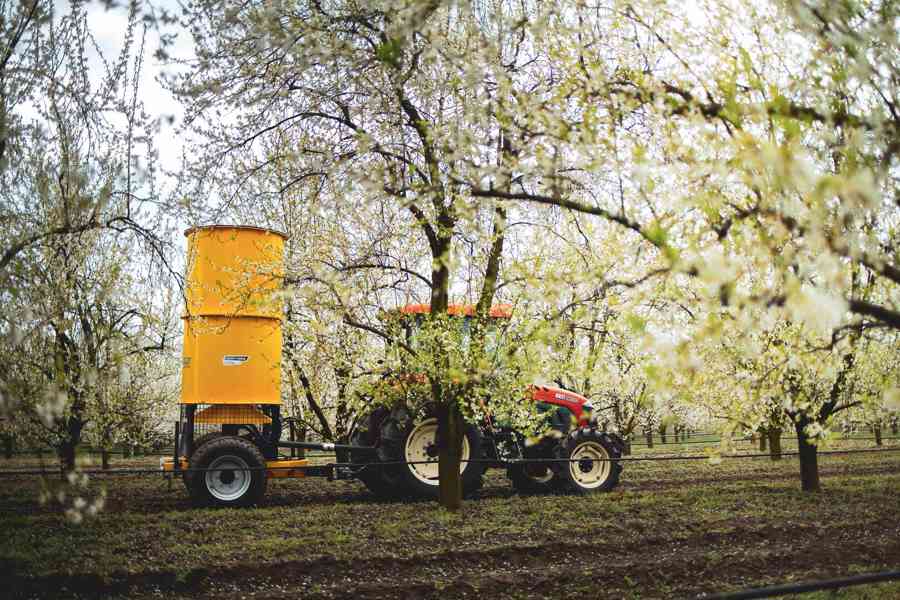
[{"left": 276, "top": 440, "right": 377, "bottom": 453}]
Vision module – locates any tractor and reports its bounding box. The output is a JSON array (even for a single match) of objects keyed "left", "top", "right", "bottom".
[
  {"left": 163, "top": 225, "right": 623, "bottom": 507},
  {"left": 344, "top": 303, "right": 626, "bottom": 498}
]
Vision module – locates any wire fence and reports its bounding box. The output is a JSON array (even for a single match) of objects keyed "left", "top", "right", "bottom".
[
  {"left": 0, "top": 437, "right": 900, "bottom": 476},
  {"left": 6, "top": 433, "right": 898, "bottom": 456},
  {"left": 632, "top": 435, "right": 900, "bottom": 447},
  {"left": 1, "top": 445, "right": 898, "bottom": 477}
]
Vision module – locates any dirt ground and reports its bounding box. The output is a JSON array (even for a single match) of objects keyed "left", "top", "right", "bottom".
[{"left": 2, "top": 442, "right": 899, "bottom": 599}]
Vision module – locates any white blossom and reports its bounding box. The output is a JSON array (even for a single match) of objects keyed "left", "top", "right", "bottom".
[
  {"left": 884, "top": 388, "right": 900, "bottom": 412},
  {"left": 786, "top": 286, "right": 847, "bottom": 335}
]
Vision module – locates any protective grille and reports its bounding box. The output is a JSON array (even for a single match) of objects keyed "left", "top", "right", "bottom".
[
  {"left": 195, "top": 405, "right": 272, "bottom": 425},
  {"left": 179, "top": 404, "right": 281, "bottom": 459}
]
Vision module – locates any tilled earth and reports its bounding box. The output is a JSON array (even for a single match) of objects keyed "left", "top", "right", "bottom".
[{"left": 2, "top": 444, "right": 899, "bottom": 599}]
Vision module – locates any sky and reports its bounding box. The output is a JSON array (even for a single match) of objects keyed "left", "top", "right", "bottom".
[{"left": 83, "top": 0, "right": 192, "bottom": 176}]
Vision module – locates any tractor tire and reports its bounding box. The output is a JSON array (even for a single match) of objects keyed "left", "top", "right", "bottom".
[
  {"left": 399, "top": 416, "right": 485, "bottom": 499},
  {"left": 558, "top": 429, "right": 622, "bottom": 494},
  {"left": 350, "top": 406, "right": 409, "bottom": 499},
  {"left": 350, "top": 433, "right": 406, "bottom": 498},
  {"left": 187, "top": 435, "right": 267, "bottom": 508},
  {"left": 507, "top": 460, "right": 561, "bottom": 494},
  {"left": 181, "top": 431, "right": 224, "bottom": 490}
]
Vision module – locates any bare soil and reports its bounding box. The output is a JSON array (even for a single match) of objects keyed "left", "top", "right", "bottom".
[{"left": 2, "top": 445, "right": 899, "bottom": 599}]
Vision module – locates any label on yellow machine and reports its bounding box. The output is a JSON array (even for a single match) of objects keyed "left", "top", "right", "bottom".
[{"left": 222, "top": 355, "right": 249, "bottom": 366}]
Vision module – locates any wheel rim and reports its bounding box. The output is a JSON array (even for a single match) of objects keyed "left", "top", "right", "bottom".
[
  {"left": 569, "top": 442, "right": 611, "bottom": 489},
  {"left": 404, "top": 418, "right": 470, "bottom": 486},
  {"left": 205, "top": 454, "right": 252, "bottom": 501}
]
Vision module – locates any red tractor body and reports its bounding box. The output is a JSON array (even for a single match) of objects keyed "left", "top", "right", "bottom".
[{"left": 529, "top": 385, "right": 592, "bottom": 426}]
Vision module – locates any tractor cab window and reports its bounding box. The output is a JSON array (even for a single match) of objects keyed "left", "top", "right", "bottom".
[
  {"left": 403, "top": 314, "right": 471, "bottom": 349},
  {"left": 404, "top": 314, "right": 502, "bottom": 353},
  {"left": 403, "top": 314, "right": 426, "bottom": 349}
]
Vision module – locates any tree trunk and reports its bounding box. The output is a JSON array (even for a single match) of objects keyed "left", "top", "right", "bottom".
[
  {"left": 2, "top": 435, "right": 12, "bottom": 459},
  {"left": 891, "top": 419, "right": 898, "bottom": 436},
  {"left": 436, "top": 401, "right": 463, "bottom": 511},
  {"left": 430, "top": 228, "right": 462, "bottom": 511},
  {"left": 768, "top": 428, "right": 782, "bottom": 461},
  {"left": 289, "top": 420, "right": 306, "bottom": 459},
  {"left": 297, "top": 369, "right": 334, "bottom": 441},
  {"left": 58, "top": 442, "right": 76, "bottom": 474},
  {"left": 101, "top": 448, "right": 111, "bottom": 470},
  {"left": 658, "top": 424, "right": 667, "bottom": 444},
  {"left": 873, "top": 421, "right": 882, "bottom": 446},
  {"left": 334, "top": 367, "right": 351, "bottom": 442},
  {"left": 58, "top": 414, "right": 85, "bottom": 474},
  {"left": 289, "top": 420, "right": 296, "bottom": 458},
  {"left": 795, "top": 418, "right": 820, "bottom": 492},
  {"left": 645, "top": 431, "right": 653, "bottom": 448},
  {"left": 623, "top": 440, "right": 632, "bottom": 456},
  {"left": 759, "top": 432, "right": 767, "bottom": 452}
]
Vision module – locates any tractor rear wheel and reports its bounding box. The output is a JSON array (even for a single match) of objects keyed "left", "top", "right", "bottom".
[
  {"left": 350, "top": 406, "right": 409, "bottom": 499},
  {"left": 187, "top": 435, "right": 267, "bottom": 507},
  {"left": 400, "top": 417, "right": 484, "bottom": 498},
  {"left": 350, "top": 434, "right": 406, "bottom": 498},
  {"left": 559, "top": 429, "right": 622, "bottom": 494}
]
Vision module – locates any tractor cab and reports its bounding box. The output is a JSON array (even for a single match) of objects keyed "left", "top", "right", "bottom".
[
  {"left": 386, "top": 303, "right": 513, "bottom": 350},
  {"left": 382, "top": 303, "right": 593, "bottom": 427}
]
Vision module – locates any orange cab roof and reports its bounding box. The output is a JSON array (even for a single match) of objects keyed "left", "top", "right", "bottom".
[{"left": 396, "top": 303, "right": 513, "bottom": 318}]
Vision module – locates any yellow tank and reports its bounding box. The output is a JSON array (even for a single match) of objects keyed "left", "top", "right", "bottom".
[
  {"left": 183, "top": 225, "right": 286, "bottom": 318},
  {"left": 180, "top": 225, "right": 287, "bottom": 405}
]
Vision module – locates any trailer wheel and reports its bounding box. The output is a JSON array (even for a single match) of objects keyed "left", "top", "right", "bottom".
[
  {"left": 181, "top": 431, "right": 224, "bottom": 490},
  {"left": 187, "top": 436, "right": 267, "bottom": 508},
  {"left": 400, "top": 417, "right": 484, "bottom": 498},
  {"left": 559, "top": 429, "right": 622, "bottom": 494}
]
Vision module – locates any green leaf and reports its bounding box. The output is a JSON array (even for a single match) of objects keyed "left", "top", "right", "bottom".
[
  {"left": 375, "top": 37, "right": 403, "bottom": 69},
  {"left": 645, "top": 223, "right": 668, "bottom": 248},
  {"left": 625, "top": 314, "right": 646, "bottom": 333}
]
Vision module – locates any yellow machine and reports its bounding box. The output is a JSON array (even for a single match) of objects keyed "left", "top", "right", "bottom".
[
  {"left": 163, "top": 225, "right": 310, "bottom": 507},
  {"left": 180, "top": 225, "right": 284, "bottom": 407}
]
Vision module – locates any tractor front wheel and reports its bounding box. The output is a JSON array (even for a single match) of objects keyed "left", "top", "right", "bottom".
[
  {"left": 187, "top": 436, "right": 267, "bottom": 508},
  {"left": 559, "top": 429, "right": 622, "bottom": 494}
]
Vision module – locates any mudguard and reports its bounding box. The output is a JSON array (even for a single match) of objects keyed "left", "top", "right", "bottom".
[{"left": 599, "top": 431, "right": 627, "bottom": 455}]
